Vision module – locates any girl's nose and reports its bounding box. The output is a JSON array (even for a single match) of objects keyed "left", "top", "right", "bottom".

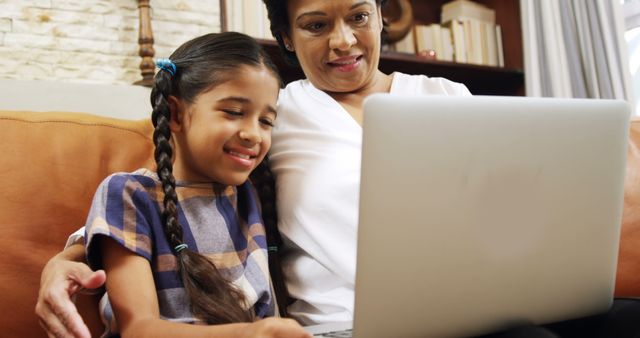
[{"left": 239, "top": 124, "right": 262, "bottom": 144}]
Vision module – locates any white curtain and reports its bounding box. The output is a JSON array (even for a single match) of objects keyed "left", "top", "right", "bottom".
[{"left": 521, "top": 0, "right": 634, "bottom": 107}]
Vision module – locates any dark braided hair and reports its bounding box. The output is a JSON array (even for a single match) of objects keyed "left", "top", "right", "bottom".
[
  {"left": 150, "top": 32, "right": 287, "bottom": 323},
  {"left": 262, "top": 0, "right": 389, "bottom": 66},
  {"left": 249, "top": 157, "right": 291, "bottom": 316}
]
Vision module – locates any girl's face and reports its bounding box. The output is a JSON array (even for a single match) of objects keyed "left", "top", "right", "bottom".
[
  {"left": 284, "top": 0, "right": 383, "bottom": 94},
  {"left": 170, "top": 64, "right": 279, "bottom": 186}
]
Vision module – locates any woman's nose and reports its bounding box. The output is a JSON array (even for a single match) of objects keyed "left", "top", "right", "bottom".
[{"left": 329, "top": 23, "right": 357, "bottom": 51}]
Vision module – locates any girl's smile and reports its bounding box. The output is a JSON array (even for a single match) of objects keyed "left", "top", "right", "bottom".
[{"left": 224, "top": 146, "right": 259, "bottom": 169}]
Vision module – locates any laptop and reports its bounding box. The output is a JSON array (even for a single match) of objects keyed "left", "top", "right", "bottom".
[{"left": 305, "top": 95, "right": 630, "bottom": 338}]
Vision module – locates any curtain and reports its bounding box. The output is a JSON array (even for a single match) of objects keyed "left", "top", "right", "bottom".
[{"left": 520, "top": 0, "right": 634, "bottom": 107}]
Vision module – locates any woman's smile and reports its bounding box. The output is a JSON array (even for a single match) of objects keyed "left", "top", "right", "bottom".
[{"left": 327, "top": 55, "right": 363, "bottom": 72}]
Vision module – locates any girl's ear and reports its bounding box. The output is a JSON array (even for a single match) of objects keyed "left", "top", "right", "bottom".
[{"left": 167, "top": 95, "right": 184, "bottom": 132}]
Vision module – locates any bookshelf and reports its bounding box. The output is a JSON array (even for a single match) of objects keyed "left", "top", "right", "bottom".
[{"left": 256, "top": 0, "right": 524, "bottom": 96}]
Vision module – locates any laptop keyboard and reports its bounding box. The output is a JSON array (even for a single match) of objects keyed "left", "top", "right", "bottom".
[{"left": 314, "top": 329, "right": 353, "bottom": 337}]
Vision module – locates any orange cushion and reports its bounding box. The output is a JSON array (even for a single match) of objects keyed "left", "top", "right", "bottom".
[
  {"left": 0, "top": 111, "right": 155, "bottom": 338},
  {"left": 616, "top": 118, "right": 640, "bottom": 296},
  {"left": 0, "top": 111, "right": 637, "bottom": 338}
]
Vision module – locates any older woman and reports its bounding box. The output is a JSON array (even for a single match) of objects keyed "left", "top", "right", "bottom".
[
  {"left": 264, "top": 0, "right": 469, "bottom": 325},
  {"left": 36, "top": 1, "right": 639, "bottom": 338}
]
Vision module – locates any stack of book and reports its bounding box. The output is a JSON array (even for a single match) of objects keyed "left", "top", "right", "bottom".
[
  {"left": 224, "top": 0, "right": 274, "bottom": 40},
  {"left": 392, "top": 0, "right": 504, "bottom": 67},
  {"left": 441, "top": 0, "right": 504, "bottom": 66}
]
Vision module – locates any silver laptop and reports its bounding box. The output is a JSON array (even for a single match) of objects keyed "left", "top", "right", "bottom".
[{"left": 306, "top": 95, "right": 630, "bottom": 338}]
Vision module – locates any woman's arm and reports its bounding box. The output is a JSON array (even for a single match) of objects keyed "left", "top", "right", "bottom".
[
  {"left": 100, "top": 237, "right": 311, "bottom": 338},
  {"left": 36, "top": 243, "right": 107, "bottom": 338}
]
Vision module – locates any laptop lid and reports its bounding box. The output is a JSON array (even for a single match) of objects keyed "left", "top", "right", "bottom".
[{"left": 352, "top": 95, "right": 630, "bottom": 338}]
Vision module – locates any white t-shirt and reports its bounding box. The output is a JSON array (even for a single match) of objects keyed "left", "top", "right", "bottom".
[{"left": 269, "top": 72, "right": 471, "bottom": 325}]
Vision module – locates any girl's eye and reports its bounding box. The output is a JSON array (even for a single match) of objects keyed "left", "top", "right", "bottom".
[
  {"left": 260, "top": 118, "right": 275, "bottom": 127},
  {"left": 304, "top": 22, "right": 326, "bottom": 33},
  {"left": 353, "top": 12, "right": 370, "bottom": 25},
  {"left": 223, "top": 109, "right": 243, "bottom": 117}
]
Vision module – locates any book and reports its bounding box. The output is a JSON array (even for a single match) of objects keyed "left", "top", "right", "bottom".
[
  {"left": 483, "top": 21, "right": 498, "bottom": 66},
  {"left": 394, "top": 26, "right": 416, "bottom": 54},
  {"left": 496, "top": 25, "right": 504, "bottom": 67},
  {"left": 429, "top": 23, "right": 444, "bottom": 60},
  {"left": 441, "top": 0, "right": 495, "bottom": 24},
  {"left": 444, "top": 19, "right": 467, "bottom": 63},
  {"left": 464, "top": 19, "right": 484, "bottom": 65},
  {"left": 414, "top": 24, "right": 436, "bottom": 56},
  {"left": 440, "top": 26, "right": 455, "bottom": 62}
]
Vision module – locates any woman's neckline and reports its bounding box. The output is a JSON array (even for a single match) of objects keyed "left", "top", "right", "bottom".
[{"left": 310, "top": 71, "right": 396, "bottom": 126}]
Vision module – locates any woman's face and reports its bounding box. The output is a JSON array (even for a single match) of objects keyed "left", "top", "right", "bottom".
[{"left": 284, "top": 0, "right": 383, "bottom": 94}]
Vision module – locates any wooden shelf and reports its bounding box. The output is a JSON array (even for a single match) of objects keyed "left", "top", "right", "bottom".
[{"left": 379, "top": 51, "right": 524, "bottom": 96}]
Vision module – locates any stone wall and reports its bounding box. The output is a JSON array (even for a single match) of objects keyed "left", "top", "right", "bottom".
[{"left": 0, "top": 0, "right": 220, "bottom": 85}]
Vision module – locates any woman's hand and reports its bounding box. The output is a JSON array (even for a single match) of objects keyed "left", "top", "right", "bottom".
[
  {"left": 241, "top": 318, "right": 312, "bottom": 338},
  {"left": 35, "top": 244, "right": 106, "bottom": 338}
]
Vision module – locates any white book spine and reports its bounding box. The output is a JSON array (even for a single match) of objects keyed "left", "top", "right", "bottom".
[
  {"left": 429, "top": 23, "right": 444, "bottom": 60},
  {"left": 484, "top": 22, "right": 498, "bottom": 66},
  {"left": 449, "top": 20, "right": 467, "bottom": 63},
  {"left": 394, "top": 28, "right": 416, "bottom": 54},
  {"left": 441, "top": 27, "right": 454, "bottom": 62},
  {"left": 468, "top": 19, "right": 484, "bottom": 65},
  {"left": 496, "top": 25, "right": 504, "bottom": 67}
]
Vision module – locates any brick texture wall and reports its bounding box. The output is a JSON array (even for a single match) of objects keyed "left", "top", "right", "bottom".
[{"left": 0, "top": 0, "right": 220, "bottom": 85}]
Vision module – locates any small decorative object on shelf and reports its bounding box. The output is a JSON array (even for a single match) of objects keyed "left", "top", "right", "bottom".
[
  {"left": 382, "top": 0, "right": 414, "bottom": 43},
  {"left": 417, "top": 49, "right": 437, "bottom": 60}
]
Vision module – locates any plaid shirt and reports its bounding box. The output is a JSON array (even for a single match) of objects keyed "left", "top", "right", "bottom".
[{"left": 85, "top": 168, "right": 273, "bottom": 336}]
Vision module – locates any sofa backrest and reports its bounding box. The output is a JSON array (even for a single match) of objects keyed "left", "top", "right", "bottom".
[
  {"left": 0, "top": 79, "right": 152, "bottom": 120},
  {"left": 617, "top": 117, "right": 640, "bottom": 296},
  {"left": 0, "top": 109, "right": 638, "bottom": 338},
  {"left": 0, "top": 110, "right": 155, "bottom": 337}
]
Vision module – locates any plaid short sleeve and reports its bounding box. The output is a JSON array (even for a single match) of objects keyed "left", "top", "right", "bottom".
[{"left": 85, "top": 173, "right": 157, "bottom": 271}]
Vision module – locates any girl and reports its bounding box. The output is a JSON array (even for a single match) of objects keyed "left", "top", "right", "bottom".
[{"left": 83, "top": 32, "right": 310, "bottom": 338}]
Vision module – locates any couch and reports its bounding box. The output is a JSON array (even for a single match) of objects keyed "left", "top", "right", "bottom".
[{"left": 0, "top": 80, "right": 638, "bottom": 337}]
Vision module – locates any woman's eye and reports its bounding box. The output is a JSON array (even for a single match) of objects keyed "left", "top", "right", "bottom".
[
  {"left": 304, "top": 22, "right": 326, "bottom": 33},
  {"left": 353, "top": 12, "right": 370, "bottom": 24}
]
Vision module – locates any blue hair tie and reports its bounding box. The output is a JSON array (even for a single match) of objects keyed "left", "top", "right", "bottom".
[
  {"left": 174, "top": 243, "right": 188, "bottom": 253},
  {"left": 155, "top": 58, "right": 176, "bottom": 76}
]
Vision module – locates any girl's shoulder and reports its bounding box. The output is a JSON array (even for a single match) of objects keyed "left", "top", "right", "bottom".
[
  {"left": 101, "top": 168, "right": 157, "bottom": 183},
  {"left": 96, "top": 168, "right": 158, "bottom": 197}
]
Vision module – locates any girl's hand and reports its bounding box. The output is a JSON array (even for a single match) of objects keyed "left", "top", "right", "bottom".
[{"left": 241, "top": 318, "right": 312, "bottom": 338}]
